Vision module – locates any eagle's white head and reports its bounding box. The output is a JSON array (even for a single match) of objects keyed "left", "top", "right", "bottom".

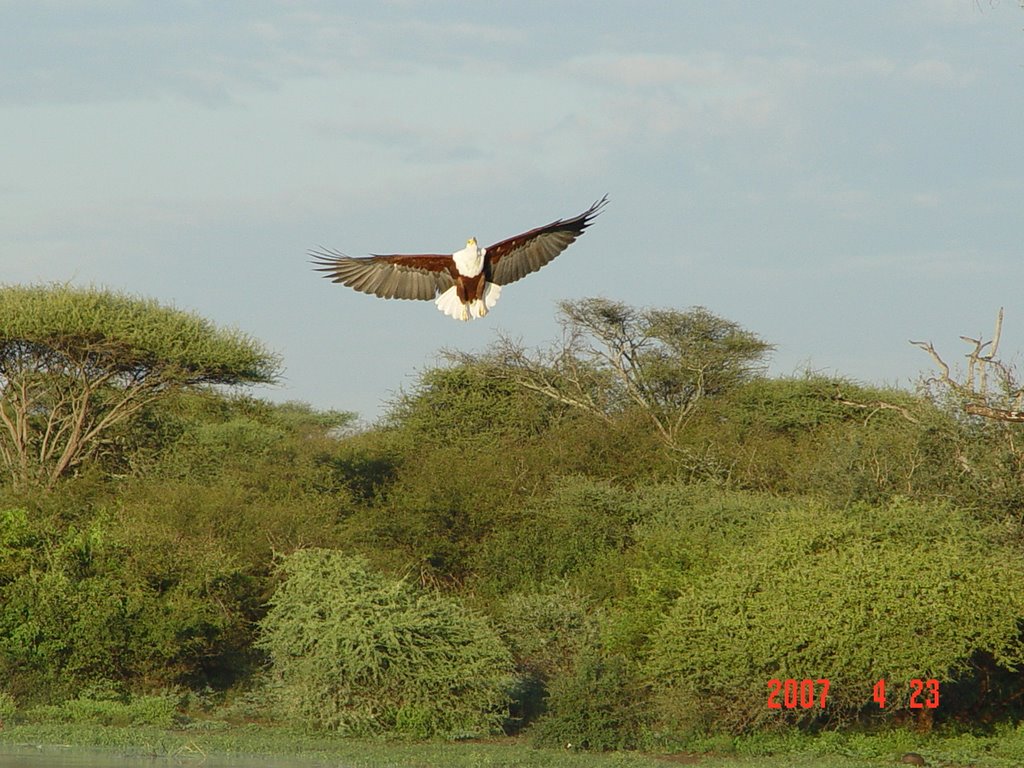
[{"left": 452, "top": 236, "right": 485, "bottom": 277}]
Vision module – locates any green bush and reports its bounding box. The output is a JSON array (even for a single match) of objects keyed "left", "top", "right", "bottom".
[
  {"left": 473, "top": 477, "right": 637, "bottom": 597},
  {"left": 0, "top": 520, "right": 137, "bottom": 698},
  {"left": 645, "top": 495, "right": 1024, "bottom": 732},
  {"left": 601, "top": 484, "right": 785, "bottom": 659},
  {"left": 529, "top": 651, "right": 652, "bottom": 751},
  {"left": 0, "top": 512, "right": 250, "bottom": 701},
  {"left": 0, "top": 507, "right": 36, "bottom": 584},
  {"left": 493, "top": 583, "right": 597, "bottom": 681},
  {"left": 686, "top": 376, "right": 962, "bottom": 503},
  {"left": 490, "top": 584, "right": 600, "bottom": 730},
  {"left": 257, "top": 550, "right": 515, "bottom": 737},
  {"left": 0, "top": 690, "right": 15, "bottom": 723}
]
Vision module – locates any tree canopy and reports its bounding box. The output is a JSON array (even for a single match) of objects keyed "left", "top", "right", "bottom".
[
  {"left": 0, "top": 284, "right": 281, "bottom": 488},
  {"left": 446, "top": 298, "right": 773, "bottom": 451}
]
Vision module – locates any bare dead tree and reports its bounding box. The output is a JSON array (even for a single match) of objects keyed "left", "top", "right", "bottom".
[{"left": 912, "top": 308, "right": 1024, "bottom": 422}]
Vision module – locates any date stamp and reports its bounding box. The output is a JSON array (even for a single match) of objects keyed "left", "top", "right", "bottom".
[
  {"left": 767, "top": 678, "right": 940, "bottom": 709},
  {"left": 766, "top": 678, "right": 830, "bottom": 709},
  {"left": 872, "top": 678, "right": 940, "bottom": 709}
]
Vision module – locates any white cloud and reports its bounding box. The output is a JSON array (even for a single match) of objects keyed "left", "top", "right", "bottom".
[
  {"left": 831, "top": 56, "right": 898, "bottom": 78},
  {"left": 907, "top": 190, "right": 943, "bottom": 208},
  {"left": 560, "top": 51, "right": 811, "bottom": 154},
  {"left": 568, "top": 52, "right": 731, "bottom": 88},
  {"left": 904, "top": 58, "right": 974, "bottom": 86},
  {"left": 825, "top": 52, "right": 975, "bottom": 88}
]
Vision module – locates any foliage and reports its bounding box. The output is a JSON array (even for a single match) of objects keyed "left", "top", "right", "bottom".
[
  {"left": 0, "top": 284, "right": 281, "bottom": 488},
  {"left": 645, "top": 495, "right": 1024, "bottom": 732},
  {"left": 384, "top": 365, "right": 559, "bottom": 444},
  {"left": 0, "top": 507, "right": 37, "bottom": 583},
  {"left": 721, "top": 375, "right": 925, "bottom": 435},
  {"left": 335, "top": 366, "right": 571, "bottom": 580},
  {"left": 447, "top": 299, "right": 772, "bottom": 452},
  {"left": 601, "top": 484, "right": 786, "bottom": 660},
  {"left": 9, "top": 289, "right": 1024, "bottom": 750},
  {"left": 257, "top": 550, "right": 515, "bottom": 737},
  {"left": 492, "top": 583, "right": 598, "bottom": 682},
  {"left": 473, "top": 477, "right": 638, "bottom": 597},
  {"left": 689, "top": 376, "right": 964, "bottom": 502},
  {"left": 0, "top": 389, "right": 360, "bottom": 704},
  {"left": 343, "top": 368, "right": 670, "bottom": 582},
  {"left": 0, "top": 284, "right": 279, "bottom": 378},
  {"left": 116, "top": 392, "right": 355, "bottom": 572},
  {"left": 530, "top": 651, "right": 652, "bottom": 752},
  {"left": 0, "top": 690, "right": 15, "bottom": 723},
  {"left": 490, "top": 583, "right": 600, "bottom": 729},
  {"left": 0, "top": 509, "right": 251, "bottom": 701}
]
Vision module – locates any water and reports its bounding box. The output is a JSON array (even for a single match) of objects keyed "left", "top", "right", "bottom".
[
  {"left": 1, "top": 747, "right": 149, "bottom": 767},
  {"left": 0, "top": 745, "right": 323, "bottom": 768}
]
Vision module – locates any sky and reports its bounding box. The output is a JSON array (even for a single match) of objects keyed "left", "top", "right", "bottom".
[{"left": 2, "top": 1, "right": 1023, "bottom": 422}]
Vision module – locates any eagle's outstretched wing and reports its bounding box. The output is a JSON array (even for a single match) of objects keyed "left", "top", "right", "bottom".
[
  {"left": 487, "top": 195, "right": 608, "bottom": 286},
  {"left": 309, "top": 250, "right": 456, "bottom": 300}
]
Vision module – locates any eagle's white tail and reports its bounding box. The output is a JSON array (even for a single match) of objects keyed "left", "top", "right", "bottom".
[{"left": 434, "top": 283, "right": 502, "bottom": 321}]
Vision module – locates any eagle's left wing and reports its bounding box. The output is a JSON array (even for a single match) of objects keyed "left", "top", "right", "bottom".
[{"left": 487, "top": 196, "right": 607, "bottom": 286}]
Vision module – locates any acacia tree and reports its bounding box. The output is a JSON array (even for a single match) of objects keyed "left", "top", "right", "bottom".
[
  {"left": 446, "top": 298, "right": 773, "bottom": 452},
  {"left": 0, "top": 284, "right": 281, "bottom": 489}
]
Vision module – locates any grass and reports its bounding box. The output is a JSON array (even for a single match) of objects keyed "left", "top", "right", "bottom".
[
  {"left": 4, "top": 722, "right": 1023, "bottom": 768},
  {"left": 6, "top": 724, "right": 659, "bottom": 768},
  {"left": 4, "top": 699, "right": 1024, "bottom": 768}
]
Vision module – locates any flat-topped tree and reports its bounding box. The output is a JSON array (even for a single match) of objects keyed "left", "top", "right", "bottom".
[
  {"left": 0, "top": 284, "right": 281, "bottom": 489},
  {"left": 446, "top": 298, "right": 773, "bottom": 454}
]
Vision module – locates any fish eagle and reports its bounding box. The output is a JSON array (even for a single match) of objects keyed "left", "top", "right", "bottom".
[{"left": 310, "top": 196, "right": 607, "bottom": 321}]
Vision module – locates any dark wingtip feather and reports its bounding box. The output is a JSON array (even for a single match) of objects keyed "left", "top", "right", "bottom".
[
  {"left": 581, "top": 194, "right": 609, "bottom": 225},
  {"left": 548, "top": 194, "right": 609, "bottom": 234}
]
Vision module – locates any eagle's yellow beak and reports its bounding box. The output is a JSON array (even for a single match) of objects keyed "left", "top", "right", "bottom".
[{"left": 467, "top": 237, "right": 477, "bottom": 246}]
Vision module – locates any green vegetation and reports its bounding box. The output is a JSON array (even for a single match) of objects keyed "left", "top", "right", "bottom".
[
  {"left": 258, "top": 550, "right": 515, "bottom": 737},
  {"left": 4, "top": 284, "right": 1024, "bottom": 762},
  {"left": 645, "top": 496, "right": 1024, "bottom": 732},
  {"left": 7, "top": 720, "right": 1024, "bottom": 768},
  {"left": 0, "top": 284, "right": 280, "bottom": 488},
  {"left": 0, "top": 725, "right": 888, "bottom": 768}
]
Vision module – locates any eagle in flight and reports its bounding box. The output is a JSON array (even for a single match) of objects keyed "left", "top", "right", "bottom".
[{"left": 310, "top": 196, "right": 607, "bottom": 321}]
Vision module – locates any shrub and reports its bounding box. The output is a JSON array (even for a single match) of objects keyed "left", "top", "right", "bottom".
[
  {"left": 601, "top": 484, "right": 789, "bottom": 660},
  {"left": 687, "top": 376, "right": 961, "bottom": 503},
  {"left": 0, "top": 513, "right": 250, "bottom": 701},
  {"left": 257, "top": 550, "right": 515, "bottom": 737},
  {"left": 493, "top": 584, "right": 597, "bottom": 682},
  {"left": 490, "top": 583, "right": 599, "bottom": 730},
  {"left": 645, "top": 496, "right": 1024, "bottom": 732},
  {"left": 473, "top": 478, "right": 637, "bottom": 597},
  {"left": 529, "top": 651, "right": 652, "bottom": 751},
  {"left": 0, "top": 690, "right": 15, "bottom": 724},
  {"left": 0, "top": 507, "right": 36, "bottom": 584}
]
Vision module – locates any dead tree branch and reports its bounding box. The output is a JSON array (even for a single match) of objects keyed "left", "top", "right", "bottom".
[{"left": 912, "top": 308, "right": 1024, "bottom": 423}]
